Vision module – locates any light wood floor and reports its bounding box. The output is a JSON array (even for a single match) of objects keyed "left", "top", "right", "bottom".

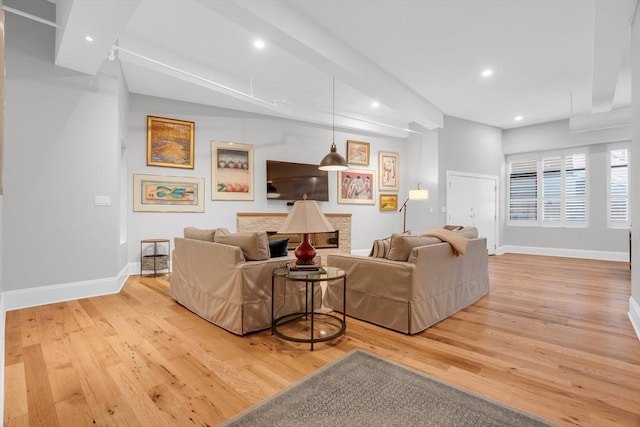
[{"left": 4, "top": 254, "right": 640, "bottom": 426}]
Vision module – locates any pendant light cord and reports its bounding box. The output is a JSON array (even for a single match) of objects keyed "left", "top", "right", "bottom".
[{"left": 332, "top": 77, "right": 336, "bottom": 144}]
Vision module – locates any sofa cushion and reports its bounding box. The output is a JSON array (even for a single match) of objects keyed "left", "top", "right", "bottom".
[
  {"left": 443, "top": 225, "right": 463, "bottom": 231},
  {"left": 184, "top": 227, "right": 231, "bottom": 242},
  {"left": 386, "top": 234, "right": 442, "bottom": 261},
  {"left": 215, "top": 231, "right": 270, "bottom": 261},
  {"left": 456, "top": 226, "right": 478, "bottom": 238},
  {"left": 184, "top": 227, "right": 216, "bottom": 241},
  {"left": 215, "top": 227, "right": 231, "bottom": 239},
  {"left": 369, "top": 237, "right": 391, "bottom": 258},
  {"left": 269, "top": 238, "right": 290, "bottom": 258}
]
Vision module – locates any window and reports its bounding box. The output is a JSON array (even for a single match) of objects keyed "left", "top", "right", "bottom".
[
  {"left": 563, "top": 153, "right": 586, "bottom": 222},
  {"left": 609, "top": 145, "right": 629, "bottom": 227},
  {"left": 508, "top": 159, "right": 537, "bottom": 222},
  {"left": 508, "top": 150, "right": 588, "bottom": 226}
]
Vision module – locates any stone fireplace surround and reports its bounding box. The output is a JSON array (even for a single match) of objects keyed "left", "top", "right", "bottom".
[{"left": 237, "top": 212, "right": 352, "bottom": 258}]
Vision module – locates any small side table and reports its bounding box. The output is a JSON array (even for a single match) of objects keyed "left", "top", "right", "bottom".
[
  {"left": 140, "top": 239, "right": 170, "bottom": 277},
  {"left": 271, "top": 266, "right": 347, "bottom": 351}
]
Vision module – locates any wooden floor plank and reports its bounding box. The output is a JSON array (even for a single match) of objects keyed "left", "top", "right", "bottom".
[{"left": 4, "top": 254, "right": 640, "bottom": 426}]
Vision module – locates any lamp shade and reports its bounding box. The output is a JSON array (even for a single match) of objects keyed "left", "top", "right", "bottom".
[
  {"left": 319, "top": 143, "right": 348, "bottom": 171},
  {"left": 278, "top": 199, "right": 334, "bottom": 234},
  {"left": 409, "top": 189, "right": 429, "bottom": 200}
]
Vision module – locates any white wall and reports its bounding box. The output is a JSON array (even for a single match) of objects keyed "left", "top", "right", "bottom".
[
  {"left": 127, "top": 94, "right": 410, "bottom": 255},
  {"left": 3, "top": 3, "right": 124, "bottom": 291},
  {"left": 437, "top": 115, "right": 504, "bottom": 230},
  {"left": 630, "top": 4, "right": 640, "bottom": 339},
  {"left": 404, "top": 122, "right": 440, "bottom": 233},
  {"left": 502, "top": 120, "right": 629, "bottom": 257}
]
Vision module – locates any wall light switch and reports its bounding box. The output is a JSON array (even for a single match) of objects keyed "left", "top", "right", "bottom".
[
  {"left": 95, "top": 195, "right": 111, "bottom": 206},
  {"left": 441, "top": 206, "right": 446, "bottom": 213}
]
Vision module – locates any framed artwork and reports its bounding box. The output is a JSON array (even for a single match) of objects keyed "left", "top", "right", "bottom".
[
  {"left": 147, "top": 116, "right": 195, "bottom": 169},
  {"left": 133, "top": 174, "right": 204, "bottom": 212},
  {"left": 378, "top": 151, "right": 399, "bottom": 191},
  {"left": 379, "top": 194, "right": 398, "bottom": 211},
  {"left": 346, "top": 140, "right": 370, "bottom": 165},
  {"left": 211, "top": 141, "right": 254, "bottom": 200},
  {"left": 338, "top": 168, "right": 376, "bottom": 205}
]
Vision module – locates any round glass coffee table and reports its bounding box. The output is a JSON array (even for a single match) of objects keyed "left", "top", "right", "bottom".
[{"left": 271, "top": 266, "right": 347, "bottom": 350}]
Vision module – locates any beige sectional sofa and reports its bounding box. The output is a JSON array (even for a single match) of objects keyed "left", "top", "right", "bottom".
[
  {"left": 170, "top": 227, "right": 320, "bottom": 335},
  {"left": 325, "top": 227, "right": 489, "bottom": 334}
]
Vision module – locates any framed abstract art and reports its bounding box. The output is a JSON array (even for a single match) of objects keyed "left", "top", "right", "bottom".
[
  {"left": 133, "top": 174, "right": 204, "bottom": 212},
  {"left": 378, "top": 151, "right": 399, "bottom": 191},
  {"left": 337, "top": 168, "right": 375, "bottom": 205},
  {"left": 146, "top": 116, "right": 195, "bottom": 169}
]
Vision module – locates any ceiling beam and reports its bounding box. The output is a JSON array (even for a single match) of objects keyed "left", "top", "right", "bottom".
[
  {"left": 55, "top": 0, "right": 142, "bottom": 75},
  {"left": 591, "top": 0, "right": 635, "bottom": 113},
  {"left": 199, "top": 0, "right": 443, "bottom": 129}
]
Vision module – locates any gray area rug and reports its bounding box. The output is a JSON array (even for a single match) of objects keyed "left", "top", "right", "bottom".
[{"left": 222, "top": 349, "right": 555, "bottom": 426}]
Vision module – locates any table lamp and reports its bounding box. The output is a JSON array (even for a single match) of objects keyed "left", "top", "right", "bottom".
[{"left": 278, "top": 195, "right": 334, "bottom": 265}]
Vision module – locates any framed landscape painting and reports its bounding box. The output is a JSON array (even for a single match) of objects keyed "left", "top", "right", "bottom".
[
  {"left": 379, "top": 194, "right": 398, "bottom": 211},
  {"left": 378, "top": 151, "right": 399, "bottom": 191},
  {"left": 346, "top": 140, "right": 370, "bottom": 165},
  {"left": 211, "top": 141, "right": 254, "bottom": 200},
  {"left": 133, "top": 174, "right": 204, "bottom": 212},
  {"left": 338, "top": 168, "right": 375, "bottom": 205},
  {"left": 147, "top": 116, "right": 195, "bottom": 169}
]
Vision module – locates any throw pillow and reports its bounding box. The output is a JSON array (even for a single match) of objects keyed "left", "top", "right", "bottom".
[
  {"left": 456, "top": 226, "right": 478, "bottom": 238},
  {"left": 386, "top": 234, "right": 441, "bottom": 261},
  {"left": 369, "top": 237, "right": 391, "bottom": 258},
  {"left": 184, "top": 227, "right": 215, "bottom": 242},
  {"left": 269, "top": 238, "right": 290, "bottom": 258},
  {"left": 214, "top": 227, "right": 230, "bottom": 240},
  {"left": 215, "top": 231, "right": 270, "bottom": 261}
]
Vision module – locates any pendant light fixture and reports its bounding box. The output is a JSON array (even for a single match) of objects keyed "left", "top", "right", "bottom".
[{"left": 319, "top": 78, "right": 348, "bottom": 171}]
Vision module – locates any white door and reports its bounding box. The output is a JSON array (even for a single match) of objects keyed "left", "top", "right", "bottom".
[{"left": 447, "top": 172, "right": 497, "bottom": 255}]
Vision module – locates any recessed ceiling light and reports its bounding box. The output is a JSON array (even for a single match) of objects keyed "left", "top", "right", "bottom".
[
  {"left": 371, "top": 101, "right": 380, "bottom": 108},
  {"left": 481, "top": 69, "right": 493, "bottom": 78},
  {"left": 85, "top": 35, "right": 94, "bottom": 42},
  {"left": 514, "top": 115, "right": 523, "bottom": 121},
  {"left": 254, "top": 39, "right": 265, "bottom": 50}
]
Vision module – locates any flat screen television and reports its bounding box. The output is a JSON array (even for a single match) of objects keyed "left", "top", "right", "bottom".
[{"left": 266, "top": 160, "right": 329, "bottom": 201}]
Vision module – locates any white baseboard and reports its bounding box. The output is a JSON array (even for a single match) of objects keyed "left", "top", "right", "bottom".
[
  {"left": 498, "top": 245, "right": 629, "bottom": 262},
  {"left": 2, "top": 264, "right": 130, "bottom": 312},
  {"left": 629, "top": 297, "right": 640, "bottom": 341}
]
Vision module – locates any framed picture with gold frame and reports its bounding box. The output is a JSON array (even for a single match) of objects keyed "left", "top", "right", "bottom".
[
  {"left": 338, "top": 168, "right": 375, "bottom": 205},
  {"left": 147, "top": 116, "right": 195, "bottom": 169},
  {"left": 378, "top": 151, "right": 399, "bottom": 191},
  {"left": 346, "top": 140, "right": 370, "bottom": 165},
  {"left": 211, "top": 141, "right": 254, "bottom": 200},
  {"left": 379, "top": 193, "right": 398, "bottom": 211}
]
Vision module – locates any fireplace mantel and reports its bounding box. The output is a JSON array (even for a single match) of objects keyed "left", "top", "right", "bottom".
[{"left": 237, "top": 212, "right": 352, "bottom": 256}]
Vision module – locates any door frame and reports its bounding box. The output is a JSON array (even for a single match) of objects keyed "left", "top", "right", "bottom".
[{"left": 446, "top": 170, "right": 499, "bottom": 255}]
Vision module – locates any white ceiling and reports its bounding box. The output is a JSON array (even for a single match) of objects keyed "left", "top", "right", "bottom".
[{"left": 17, "top": 0, "right": 638, "bottom": 138}]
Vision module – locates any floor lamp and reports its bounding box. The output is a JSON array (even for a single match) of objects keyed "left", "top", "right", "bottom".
[{"left": 398, "top": 185, "right": 429, "bottom": 233}]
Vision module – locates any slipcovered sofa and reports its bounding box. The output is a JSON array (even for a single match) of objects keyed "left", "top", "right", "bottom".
[
  {"left": 170, "top": 227, "right": 321, "bottom": 335},
  {"left": 325, "top": 227, "right": 489, "bottom": 334}
]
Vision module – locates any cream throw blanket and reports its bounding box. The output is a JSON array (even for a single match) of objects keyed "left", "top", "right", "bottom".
[{"left": 421, "top": 228, "right": 469, "bottom": 255}]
